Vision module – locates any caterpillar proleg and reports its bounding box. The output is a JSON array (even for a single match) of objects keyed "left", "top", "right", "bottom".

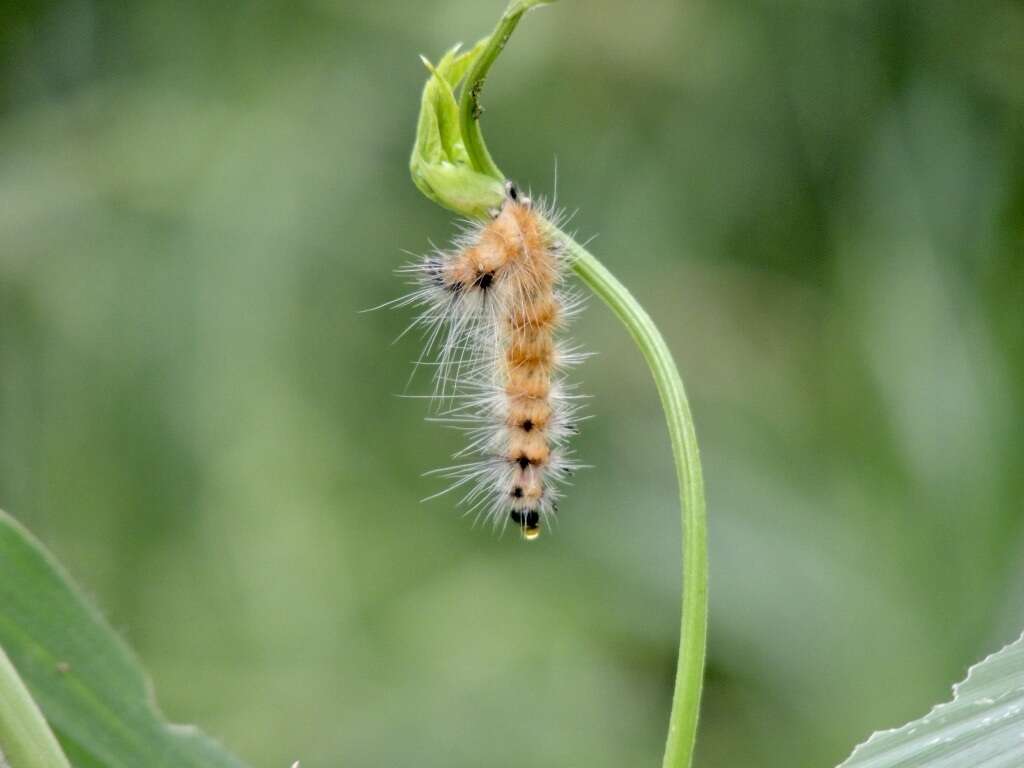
[{"left": 398, "top": 181, "right": 585, "bottom": 540}]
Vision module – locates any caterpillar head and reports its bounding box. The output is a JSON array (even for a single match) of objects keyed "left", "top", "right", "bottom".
[{"left": 497, "top": 180, "right": 531, "bottom": 212}]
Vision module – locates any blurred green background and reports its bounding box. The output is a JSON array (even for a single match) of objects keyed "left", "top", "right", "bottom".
[{"left": 2, "top": 1, "right": 1023, "bottom": 766}]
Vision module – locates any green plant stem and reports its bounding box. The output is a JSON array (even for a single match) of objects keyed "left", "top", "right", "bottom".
[
  {"left": 458, "top": 3, "right": 535, "bottom": 181},
  {"left": 456, "top": 4, "right": 708, "bottom": 766},
  {"left": 0, "top": 645, "right": 71, "bottom": 768},
  {"left": 563, "top": 233, "right": 708, "bottom": 768}
]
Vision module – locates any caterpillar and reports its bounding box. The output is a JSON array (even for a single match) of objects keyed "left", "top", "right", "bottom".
[{"left": 397, "top": 181, "right": 585, "bottom": 540}]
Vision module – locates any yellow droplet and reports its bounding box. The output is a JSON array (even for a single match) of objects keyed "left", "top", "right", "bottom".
[{"left": 523, "top": 527, "right": 540, "bottom": 541}]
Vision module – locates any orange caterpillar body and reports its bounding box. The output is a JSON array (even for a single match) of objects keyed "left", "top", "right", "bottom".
[{"left": 401, "top": 183, "right": 584, "bottom": 539}]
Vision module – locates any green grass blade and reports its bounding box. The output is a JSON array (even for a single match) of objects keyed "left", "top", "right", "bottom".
[
  {"left": 839, "top": 632, "right": 1024, "bottom": 767},
  {"left": 0, "top": 643, "right": 71, "bottom": 768},
  {"left": 0, "top": 509, "right": 250, "bottom": 768}
]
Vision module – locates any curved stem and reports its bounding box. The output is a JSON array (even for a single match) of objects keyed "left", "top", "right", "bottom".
[
  {"left": 456, "top": 5, "right": 708, "bottom": 767},
  {"left": 563, "top": 233, "right": 708, "bottom": 768},
  {"left": 0, "top": 645, "right": 71, "bottom": 768},
  {"left": 458, "top": 2, "right": 536, "bottom": 181}
]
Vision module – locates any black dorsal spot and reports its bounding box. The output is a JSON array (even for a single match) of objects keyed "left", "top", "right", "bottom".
[
  {"left": 506, "top": 181, "right": 519, "bottom": 201},
  {"left": 474, "top": 272, "right": 494, "bottom": 290},
  {"left": 512, "top": 486, "right": 524, "bottom": 499},
  {"left": 521, "top": 419, "right": 534, "bottom": 432},
  {"left": 517, "top": 456, "right": 530, "bottom": 470},
  {"left": 524, "top": 510, "right": 540, "bottom": 528},
  {"left": 509, "top": 509, "right": 523, "bottom": 524}
]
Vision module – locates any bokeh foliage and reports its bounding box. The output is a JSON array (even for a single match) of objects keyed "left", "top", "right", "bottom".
[{"left": 1, "top": 1, "right": 1023, "bottom": 766}]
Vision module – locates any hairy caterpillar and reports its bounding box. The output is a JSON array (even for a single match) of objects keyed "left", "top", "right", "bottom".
[{"left": 397, "top": 181, "right": 585, "bottom": 540}]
